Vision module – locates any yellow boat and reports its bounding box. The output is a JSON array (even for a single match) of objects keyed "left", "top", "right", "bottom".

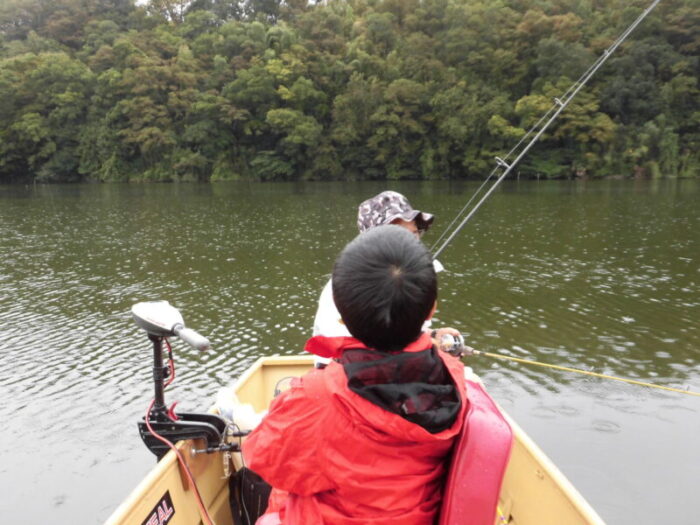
[{"left": 106, "top": 355, "right": 605, "bottom": 525}]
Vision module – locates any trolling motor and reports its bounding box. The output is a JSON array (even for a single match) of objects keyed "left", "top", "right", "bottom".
[{"left": 132, "top": 301, "right": 246, "bottom": 461}]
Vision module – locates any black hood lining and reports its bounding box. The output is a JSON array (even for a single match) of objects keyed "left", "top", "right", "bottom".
[{"left": 341, "top": 348, "right": 461, "bottom": 434}]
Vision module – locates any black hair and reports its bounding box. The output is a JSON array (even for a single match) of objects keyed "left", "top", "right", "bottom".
[{"left": 332, "top": 225, "right": 437, "bottom": 352}]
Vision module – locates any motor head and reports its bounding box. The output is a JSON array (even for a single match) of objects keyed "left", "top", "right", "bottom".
[
  {"left": 132, "top": 300, "right": 184, "bottom": 337},
  {"left": 132, "top": 300, "right": 210, "bottom": 351}
]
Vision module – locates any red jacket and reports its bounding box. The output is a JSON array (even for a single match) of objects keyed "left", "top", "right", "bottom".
[{"left": 243, "top": 333, "right": 468, "bottom": 525}]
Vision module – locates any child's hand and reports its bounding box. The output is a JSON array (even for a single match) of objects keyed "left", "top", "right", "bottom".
[{"left": 431, "top": 327, "right": 464, "bottom": 356}]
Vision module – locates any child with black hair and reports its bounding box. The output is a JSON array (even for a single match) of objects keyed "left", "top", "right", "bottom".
[
  {"left": 312, "top": 190, "right": 462, "bottom": 367},
  {"left": 243, "top": 225, "right": 468, "bottom": 525}
]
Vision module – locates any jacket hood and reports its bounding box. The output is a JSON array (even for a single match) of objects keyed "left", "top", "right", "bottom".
[
  {"left": 304, "top": 331, "right": 434, "bottom": 359},
  {"left": 341, "top": 346, "right": 461, "bottom": 434},
  {"left": 312, "top": 332, "right": 466, "bottom": 439}
]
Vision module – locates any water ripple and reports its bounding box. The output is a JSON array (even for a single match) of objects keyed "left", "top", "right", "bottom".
[{"left": 0, "top": 180, "right": 698, "bottom": 525}]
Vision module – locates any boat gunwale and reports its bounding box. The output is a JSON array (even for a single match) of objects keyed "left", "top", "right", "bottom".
[{"left": 105, "top": 355, "right": 607, "bottom": 525}]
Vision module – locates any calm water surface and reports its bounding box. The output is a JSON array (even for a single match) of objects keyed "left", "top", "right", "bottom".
[{"left": 0, "top": 180, "right": 698, "bottom": 524}]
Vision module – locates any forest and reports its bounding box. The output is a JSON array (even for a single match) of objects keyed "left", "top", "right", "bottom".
[{"left": 0, "top": 0, "right": 697, "bottom": 182}]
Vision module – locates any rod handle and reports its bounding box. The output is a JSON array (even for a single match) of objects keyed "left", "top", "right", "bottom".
[{"left": 173, "top": 324, "right": 210, "bottom": 351}]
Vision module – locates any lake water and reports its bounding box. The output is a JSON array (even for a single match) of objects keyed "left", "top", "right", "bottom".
[{"left": 0, "top": 180, "right": 698, "bottom": 524}]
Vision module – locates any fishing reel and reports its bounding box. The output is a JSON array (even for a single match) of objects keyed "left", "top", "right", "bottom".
[
  {"left": 132, "top": 301, "right": 248, "bottom": 461},
  {"left": 438, "top": 333, "right": 476, "bottom": 358}
]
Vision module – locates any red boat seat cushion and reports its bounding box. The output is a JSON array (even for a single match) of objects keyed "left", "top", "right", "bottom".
[
  {"left": 256, "top": 512, "right": 282, "bottom": 525},
  {"left": 438, "top": 379, "right": 513, "bottom": 525}
]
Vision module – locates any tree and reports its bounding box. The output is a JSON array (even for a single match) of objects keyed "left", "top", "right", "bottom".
[
  {"left": 0, "top": 0, "right": 697, "bottom": 182},
  {"left": 146, "top": 0, "right": 192, "bottom": 24},
  {"left": 367, "top": 78, "right": 430, "bottom": 179},
  {"left": 0, "top": 52, "right": 94, "bottom": 181}
]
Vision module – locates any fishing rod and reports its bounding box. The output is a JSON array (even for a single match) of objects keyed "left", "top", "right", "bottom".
[
  {"left": 431, "top": 0, "right": 662, "bottom": 259},
  {"left": 428, "top": 0, "right": 695, "bottom": 398}
]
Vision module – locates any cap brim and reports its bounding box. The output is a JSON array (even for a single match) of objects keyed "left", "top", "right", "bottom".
[
  {"left": 386, "top": 210, "right": 434, "bottom": 231},
  {"left": 415, "top": 211, "right": 434, "bottom": 231}
]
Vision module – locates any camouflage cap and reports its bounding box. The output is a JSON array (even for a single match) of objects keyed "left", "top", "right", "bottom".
[{"left": 356, "top": 191, "right": 434, "bottom": 233}]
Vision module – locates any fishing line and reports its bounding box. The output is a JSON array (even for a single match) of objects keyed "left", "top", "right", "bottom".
[
  {"left": 430, "top": 1, "right": 682, "bottom": 396},
  {"left": 431, "top": 0, "right": 662, "bottom": 259},
  {"left": 429, "top": 168, "right": 497, "bottom": 253},
  {"left": 470, "top": 349, "right": 700, "bottom": 397},
  {"left": 430, "top": 107, "right": 558, "bottom": 253}
]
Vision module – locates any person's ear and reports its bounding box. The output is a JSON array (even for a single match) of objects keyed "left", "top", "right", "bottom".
[{"left": 427, "top": 300, "right": 437, "bottom": 320}]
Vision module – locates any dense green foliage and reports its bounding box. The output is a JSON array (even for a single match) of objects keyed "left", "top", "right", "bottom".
[{"left": 0, "top": 0, "right": 697, "bottom": 182}]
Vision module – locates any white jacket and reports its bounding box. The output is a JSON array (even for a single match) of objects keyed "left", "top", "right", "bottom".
[{"left": 312, "top": 259, "right": 444, "bottom": 365}]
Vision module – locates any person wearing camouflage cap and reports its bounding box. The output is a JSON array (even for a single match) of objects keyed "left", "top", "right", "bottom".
[
  {"left": 311, "top": 191, "right": 458, "bottom": 367},
  {"left": 356, "top": 191, "right": 434, "bottom": 234}
]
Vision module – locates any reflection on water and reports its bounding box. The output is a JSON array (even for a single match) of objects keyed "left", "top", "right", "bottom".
[{"left": 0, "top": 180, "right": 697, "bottom": 524}]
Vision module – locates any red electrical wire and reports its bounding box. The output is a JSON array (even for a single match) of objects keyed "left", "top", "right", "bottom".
[
  {"left": 164, "top": 338, "right": 176, "bottom": 388},
  {"left": 163, "top": 339, "right": 178, "bottom": 420},
  {"left": 144, "top": 400, "right": 215, "bottom": 525},
  {"left": 144, "top": 338, "right": 216, "bottom": 525}
]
